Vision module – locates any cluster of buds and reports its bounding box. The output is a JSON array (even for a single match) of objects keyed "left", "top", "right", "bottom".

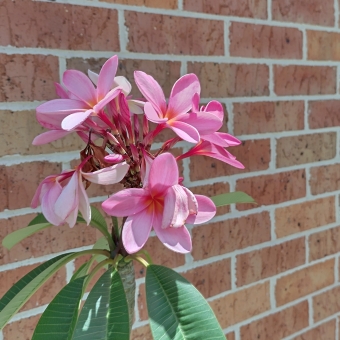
[{"left": 31, "top": 55, "right": 244, "bottom": 254}]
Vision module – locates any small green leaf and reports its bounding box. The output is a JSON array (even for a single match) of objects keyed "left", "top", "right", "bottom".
[
  {"left": 28, "top": 213, "right": 49, "bottom": 226},
  {"left": 32, "top": 276, "right": 87, "bottom": 340},
  {"left": 73, "top": 269, "right": 130, "bottom": 340},
  {"left": 70, "top": 262, "right": 91, "bottom": 281},
  {"left": 2, "top": 223, "right": 52, "bottom": 250},
  {"left": 211, "top": 191, "right": 256, "bottom": 207},
  {"left": 146, "top": 265, "right": 225, "bottom": 340}
]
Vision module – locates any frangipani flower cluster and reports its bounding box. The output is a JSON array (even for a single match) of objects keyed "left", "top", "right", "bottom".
[{"left": 32, "top": 55, "right": 244, "bottom": 254}]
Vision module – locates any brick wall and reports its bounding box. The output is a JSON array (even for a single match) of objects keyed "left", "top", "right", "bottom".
[{"left": 1, "top": 0, "right": 340, "bottom": 339}]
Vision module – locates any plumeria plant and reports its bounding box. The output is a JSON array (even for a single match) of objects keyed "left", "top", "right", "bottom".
[{"left": 0, "top": 55, "right": 254, "bottom": 340}]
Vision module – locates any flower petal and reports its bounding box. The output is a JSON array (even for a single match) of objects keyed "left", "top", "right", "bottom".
[
  {"left": 122, "top": 210, "right": 153, "bottom": 253},
  {"left": 88, "top": 70, "right": 99, "bottom": 85},
  {"left": 149, "top": 153, "right": 178, "bottom": 193},
  {"left": 32, "top": 130, "right": 71, "bottom": 145},
  {"left": 81, "top": 162, "right": 129, "bottom": 185},
  {"left": 102, "top": 189, "right": 149, "bottom": 217},
  {"left": 134, "top": 71, "right": 166, "bottom": 114},
  {"left": 178, "top": 111, "right": 222, "bottom": 135},
  {"left": 54, "top": 83, "right": 69, "bottom": 99},
  {"left": 113, "top": 76, "right": 132, "bottom": 96},
  {"left": 204, "top": 101, "right": 224, "bottom": 121},
  {"left": 97, "top": 56, "right": 118, "bottom": 101},
  {"left": 168, "top": 120, "right": 200, "bottom": 143},
  {"left": 186, "top": 195, "right": 216, "bottom": 224},
  {"left": 104, "top": 154, "right": 125, "bottom": 163},
  {"left": 77, "top": 175, "right": 91, "bottom": 225},
  {"left": 167, "top": 74, "right": 201, "bottom": 116},
  {"left": 93, "top": 87, "right": 121, "bottom": 113},
  {"left": 41, "top": 182, "right": 63, "bottom": 226},
  {"left": 63, "top": 70, "right": 97, "bottom": 106},
  {"left": 61, "top": 110, "right": 93, "bottom": 131},
  {"left": 128, "top": 100, "right": 145, "bottom": 115},
  {"left": 144, "top": 102, "right": 168, "bottom": 123}
]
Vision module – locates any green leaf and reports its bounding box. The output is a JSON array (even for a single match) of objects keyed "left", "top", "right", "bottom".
[
  {"left": 211, "top": 191, "right": 256, "bottom": 207},
  {"left": 73, "top": 269, "right": 130, "bottom": 340},
  {"left": 32, "top": 276, "right": 87, "bottom": 340},
  {"left": 0, "top": 253, "right": 72, "bottom": 313},
  {"left": 70, "top": 262, "right": 91, "bottom": 281},
  {"left": 146, "top": 265, "right": 225, "bottom": 340},
  {"left": 28, "top": 213, "right": 50, "bottom": 226},
  {"left": 2, "top": 223, "right": 51, "bottom": 250}
]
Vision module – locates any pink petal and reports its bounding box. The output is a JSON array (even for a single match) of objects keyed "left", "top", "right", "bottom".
[
  {"left": 128, "top": 100, "right": 144, "bottom": 114},
  {"left": 54, "top": 83, "right": 69, "bottom": 99},
  {"left": 140, "top": 150, "right": 153, "bottom": 188},
  {"left": 204, "top": 101, "right": 224, "bottom": 121},
  {"left": 149, "top": 153, "right": 178, "bottom": 194},
  {"left": 64, "top": 207, "right": 78, "bottom": 228},
  {"left": 93, "top": 87, "right": 122, "bottom": 113},
  {"left": 182, "top": 187, "right": 198, "bottom": 215},
  {"left": 77, "top": 175, "right": 91, "bottom": 225},
  {"left": 41, "top": 182, "right": 63, "bottom": 226},
  {"left": 144, "top": 102, "right": 168, "bottom": 123},
  {"left": 186, "top": 195, "right": 216, "bottom": 224},
  {"left": 81, "top": 162, "right": 129, "bottom": 185},
  {"left": 215, "top": 132, "right": 242, "bottom": 146},
  {"left": 97, "top": 56, "right": 118, "bottom": 101},
  {"left": 61, "top": 110, "right": 93, "bottom": 131},
  {"left": 104, "top": 154, "right": 125, "bottom": 163},
  {"left": 122, "top": 210, "right": 153, "bottom": 253},
  {"left": 191, "top": 93, "right": 200, "bottom": 112},
  {"left": 161, "top": 185, "right": 190, "bottom": 229},
  {"left": 201, "top": 132, "right": 230, "bottom": 147},
  {"left": 153, "top": 221, "right": 192, "bottom": 254},
  {"left": 88, "top": 70, "right": 99, "bottom": 85},
  {"left": 31, "top": 176, "right": 56, "bottom": 208},
  {"left": 178, "top": 111, "right": 222, "bottom": 135},
  {"left": 63, "top": 70, "right": 97, "bottom": 106},
  {"left": 167, "top": 74, "right": 201, "bottom": 116},
  {"left": 32, "top": 130, "right": 71, "bottom": 145},
  {"left": 113, "top": 76, "right": 132, "bottom": 96},
  {"left": 134, "top": 71, "right": 166, "bottom": 114},
  {"left": 168, "top": 120, "right": 200, "bottom": 143},
  {"left": 101, "top": 189, "right": 149, "bottom": 217}
]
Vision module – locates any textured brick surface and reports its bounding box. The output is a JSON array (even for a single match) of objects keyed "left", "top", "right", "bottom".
[
  {"left": 130, "top": 324, "right": 153, "bottom": 340},
  {"left": 275, "top": 196, "right": 336, "bottom": 238},
  {"left": 308, "top": 31, "right": 340, "bottom": 61},
  {"left": 0, "top": 54, "right": 58, "bottom": 102},
  {"left": 67, "top": 58, "right": 181, "bottom": 98},
  {"left": 192, "top": 212, "right": 271, "bottom": 260},
  {"left": 210, "top": 282, "right": 270, "bottom": 328},
  {"left": 183, "top": 0, "right": 267, "bottom": 18},
  {"left": 236, "top": 238, "right": 305, "bottom": 287},
  {"left": 276, "top": 132, "right": 336, "bottom": 168},
  {"left": 3, "top": 314, "right": 41, "bottom": 340},
  {"left": 310, "top": 164, "right": 340, "bottom": 195},
  {"left": 313, "top": 286, "right": 340, "bottom": 321},
  {"left": 99, "top": 0, "right": 177, "bottom": 8},
  {"left": 0, "top": 1, "right": 119, "bottom": 51},
  {"left": 125, "top": 12, "right": 224, "bottom": 55},
  {"left": 292, "top": 320, "right": 336, "bottom": 340},
  {"left": 230, "top": 22, "right": 302, "bottom": 59},
  {"left": 236, "top": 170, "right": 306, "bottom": 210},
  {"left": 189, "top": 139, "right": 270, "bottom": 180},
  {"left": 309, "top": 100, "right": 340, "bottom": 129},
  {"left": 240, "top": 301, "right": 309, "bottom": 340},
  {"left": 272, "top": 0, "right": 335, "bottom": 26},
  {"left": 275, "top": 260, "right": 334, "bottom": 306},
  {"left": 188, "top": 63, "right": 269, "bottom": 97},
  {"left": 274, "top": 66, "right": 336, "bottom": 96},
  {"left": 233, "top": 101, "right": 304, "bottom": 135}
]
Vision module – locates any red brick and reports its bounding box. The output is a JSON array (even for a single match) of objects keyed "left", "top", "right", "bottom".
[
  {"left": 182, "top": 259, "right": 231, "bottom": 298},
  {"left": 130, "top": 324, "right": 152, "bottom": 340},
  {"left": 183, "top": 0, "right": 267, "bottom": 18},
  {"left": 230, "top": 22, "right": 302, "bottom": 59},
  {"left": 309, "top": 100, "right": 340, "bottom": 129},
  {"left": 99, "top": 0, "right": 177, "bottom": 8},
  {"left": 276, "top": 259, "right": 334, "bottom": 306},
  {"left": 192, "top": 212, "right": 271, "bottom": 260},
  {"left": 0, "top": 162, "right": 61, "bottom": 211},
  {"left": 240, "top": 301, "right": 309, "bottom": 340},
  {"left": 125, "top": 12, "right": 224, "bottom": 55},
  {"left": 210, "top": 282, "right": 270, "bottom": 328},
  {"left": 190, "top": 182, "right": 231, "bottom": 216},
  {"left": 292, "top": 320, "right": 336, "bottom": 340},
  {"left": 226, "top": 332, "right": 235, "bottom": 340},
  {"left": 3, "top": 314, "right": 41, "bottom": 340},
  {"left": 310, "top": 164, "right": 340, "bottom": 195},
  {"left": 274, "top": 65, "right": 336, "bottom": 96},
  {"left": 272, "top": 0, "right": 335, "bottom": 26},
  {"left": 236, "top": 238, "right": 305, "bottom": 287},
  {"left": 236, "top": 169, "right": 306, "bottom": 211},
  {"left": 0, "top": 214, "right": 97, "bottom": 265},
  {"left": 308, "top": 31, "right": 340, "bottom": 61},
  {"left": 189, "top": 139, "right": 270, "bottom": 180},
  {"left": 276, "top": 132, "right": 336, "bottom": 168},
  {"left": 309, "top": 226, "right": 340, "bottom": 261},
  {"left": 233, "top": 101, "right": 304, "bottom": 135},
  {"left": 188, "top": 62, "right": 269, "bottom": 97},
  {"left": 0, "top": 1, "right": 119, "bottom": 51},
  {"left": 0, "top": 110, "right": 85, "bottom": 156},
  {"left": 313, "top": 286, "right": 340, "bottom": 321},
  {"left": 0, "top": 264, "right": 66, "bottom": 311},
  {"left": 67, "top": 57, "right": 181, "bottom": 98},
  {"left": 275, "top": 196, "right": 336, "bottom": 238},
  {"left": 0, "top": 54, "right": 58, "bottom": 102},
  {"left": 137, "top": 283, "right": 148, "bottom": 321}
]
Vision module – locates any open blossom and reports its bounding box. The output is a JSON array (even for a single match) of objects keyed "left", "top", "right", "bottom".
[
  {"left": 102, "top": 153, "right": 216, "bottom": 254},
  {"left": 31, "top": 160, "right": 129, "bottom": 228}
]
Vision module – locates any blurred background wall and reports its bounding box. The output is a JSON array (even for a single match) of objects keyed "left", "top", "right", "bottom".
[{"left": 1, "top": 0, "right": 340, "bottom": 339}]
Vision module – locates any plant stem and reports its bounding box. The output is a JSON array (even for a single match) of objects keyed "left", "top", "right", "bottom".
[{"left": 117, "top": 260, "right": 136, "bottom": 333}]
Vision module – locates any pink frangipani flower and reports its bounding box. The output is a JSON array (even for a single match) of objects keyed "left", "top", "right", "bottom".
[
  {"left": 31, "top": 160, "right": 129, "bottom": 228},
  {"left": 134, "top": 71, "right": 221, "bottom": 143},
  {"left": 101, "top": 153, "right": 216, "bottom": 254}
]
